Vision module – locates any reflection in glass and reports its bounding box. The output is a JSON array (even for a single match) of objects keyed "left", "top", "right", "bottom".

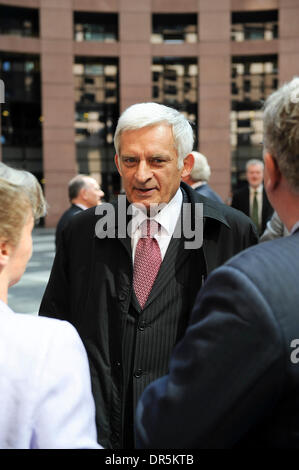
[
  {"left": 74, "top": 12, "right": 118, "bottom": 42},
  {"left": 231, "top": 55, "right": 278, "bottom": 189},
  {"left": 231, "top": 10, "right": 278, "bottom": 42},
  {"left": 152, "top": 58, "right": 198, "bottom": 148},
  {"left": 151, "top": 14, "right": 197, "bottom": 44},
  {"left": 0, "top": 5, "right": 39, "bottom": 37},
  {"left": 74, "top": 58, "right": 120, "bottom": 200}
]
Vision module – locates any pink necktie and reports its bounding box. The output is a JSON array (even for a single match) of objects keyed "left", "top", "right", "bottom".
[{"left": 133, "top": 219, "right": 162, "bottom": 309}]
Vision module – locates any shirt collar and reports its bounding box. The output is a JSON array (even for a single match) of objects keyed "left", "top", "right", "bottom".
[
  {"left": 0, "top": 299, "right": 13, "bottom": 315},
  {"left": 250, "top": 184, "right": 263, "bottom": 194},
  {"left": 74, "top": 203, "right": 88, "bottom": 210},
  {"left": 131, "top": 188, "right": 183, "bottom": 236}
]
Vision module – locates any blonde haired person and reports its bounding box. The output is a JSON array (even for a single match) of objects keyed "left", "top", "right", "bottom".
[{"left": 0, "top": 164, "right": 101, "bottom": 449}]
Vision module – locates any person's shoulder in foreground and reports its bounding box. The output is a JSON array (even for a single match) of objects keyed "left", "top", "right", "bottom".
[
  {"left": 135, "top": 76, "right": 299, "bottom": 449},
  {"left": 135, "top": 232, "right": 299, "bottom": 449},
  {"left": 0, "top": 300, "right": 102, "bottom": 449}
]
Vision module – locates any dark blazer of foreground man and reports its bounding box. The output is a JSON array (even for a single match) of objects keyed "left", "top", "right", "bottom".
[
  {"left": 39, "top": 103, "right": 257, "bottom": 449},
  {"left": 136, "top": 78, "right": 299, "bottom": 449}
]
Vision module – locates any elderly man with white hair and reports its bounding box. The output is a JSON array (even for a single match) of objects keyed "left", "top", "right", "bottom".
[
  {"left": 136, "top": 77, "right": 299, "bottom": 449},
  {"left": 40, "top": 102, "right": 257, "bottom": 449},
  {"left": 182, "top": 150, "right": 223, "bottom": 203}
]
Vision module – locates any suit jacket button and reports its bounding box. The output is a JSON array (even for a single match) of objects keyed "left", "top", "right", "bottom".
[
  {"left": 134, "top": 369, "right": 143, "bottom": 378},
  {"left": 138, "top": 320, "right": 147, "bottom": 331}
]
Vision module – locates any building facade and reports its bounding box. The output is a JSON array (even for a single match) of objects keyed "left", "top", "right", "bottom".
[{"left": 0, "top": 0, "right": 299, "bottom": 226}]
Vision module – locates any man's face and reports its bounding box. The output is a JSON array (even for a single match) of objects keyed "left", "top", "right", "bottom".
[
  {"left": 115, "top": 124, "right": 192, "bottom": 211},
  {"left": 246, "top": 164, "right": 264, "bottom": 189},
  {"left": 83, "top": 178, "right": 104, "bottom": 207}
]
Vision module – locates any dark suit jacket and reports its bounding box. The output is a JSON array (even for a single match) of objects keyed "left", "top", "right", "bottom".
[
  {"left": 231, "top": 185, "right": 273, "bottom": 234},
  {"left": 55, "top": 204, "right": 83, "bottom": 248},
  {"left": 39, "top": 182, "right": 257, "bottom": 449},
  {"left": 194, "top": 183, "right": 223, "bottom": 204},
  {"left": 136, "top": 230, "right": 299, "bottom": 449}
]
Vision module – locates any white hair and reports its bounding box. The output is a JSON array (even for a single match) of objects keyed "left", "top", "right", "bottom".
[
  {"left": 263, "top": 76, "right": 299, "bottom": 193},
  {"left": 190, "top": 151, "right": 211, "bottom": 182},
  {"left": 114, "top": 102, "right": 194, "bottom": 169},
  {"left": 246, "top": 159, "right": 264, "bottom": 171},
  {"left": 0, "top": 162, "right": 47, "bottom": 219}
]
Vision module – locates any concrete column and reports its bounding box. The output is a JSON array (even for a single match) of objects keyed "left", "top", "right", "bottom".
[
  {"left": 40, "top": 0, "right": 76, "bottom": 227},
  {"left": 198, "top": 0, "right": 231, "bottom": 201},
  {"left": 119, "top": 0, "right": 151, "bottom": 112},
  {"left": 279, "top": 0, "right": 299, "bottom": 85}
]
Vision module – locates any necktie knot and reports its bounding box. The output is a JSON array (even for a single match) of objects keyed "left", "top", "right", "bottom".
[{"left": 140, "top": 219, "right": 160, "bottom": 238}]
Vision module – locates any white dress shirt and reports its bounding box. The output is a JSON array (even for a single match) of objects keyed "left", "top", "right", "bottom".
[
  {"left": 130, "top": 188, "right": 183, "bottom": 262},
  {"left": 0, "top": 300, "right": 102, "bottom": 449},
  {"left": 250, "top": 184, "right": 263, "bottom": 226}
]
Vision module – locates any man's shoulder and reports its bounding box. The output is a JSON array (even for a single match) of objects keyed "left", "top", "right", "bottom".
[
  {"left": 232, "top": 185, "right": 248, "bottom": 198},
  {"left": 228, "top": 231, "right": 299, "bottom": 274}
]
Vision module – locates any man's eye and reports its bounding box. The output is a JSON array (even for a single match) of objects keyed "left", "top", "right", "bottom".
[
  {"left": 123, "top": 158, "right": 137, "bottom": 164},
  {"left": 151, "top": 158, "right": 165, "bottom": 164}
]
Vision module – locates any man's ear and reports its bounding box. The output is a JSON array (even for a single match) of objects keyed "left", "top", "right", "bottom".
[
  {"left": 0, "top": 241, "right": 11, "bottom": 269},
  {"left": 114, "top": 154, "right": 122, "bottom": 176},
  {"left": 264, "top": 151, "right": 281, "bottom": 192},
  {"left": 181, "top": 153, "right": 194, "bottom": 178}
]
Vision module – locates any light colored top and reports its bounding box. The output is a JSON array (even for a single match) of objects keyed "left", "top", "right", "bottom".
[
  {"left": 250, "top": 184, "right": 263, "bottom": 227},
  {"left": 130, "top": 188, "right": 183, "bottom": 262},
  {"left": 0, "top": 300, "right": 102, "bottom": 449}
]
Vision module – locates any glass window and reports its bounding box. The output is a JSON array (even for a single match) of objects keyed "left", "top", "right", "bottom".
[
  {"left": 231, "top": 10, "right": 278, "bottom": 42},
  {"left": 74, "top": 57, "right": 120, "bottom": 201},
  {"left": 0, "top": 5, "right": 39, "bottom": 37},
  {"left": 230, "top": 55, "right": 278, "bottom": 189},
  {"left": 152, "top": 14, "right": 197, "bottom": 44},
  {"left": 74, "top": 12, "right": 118, "bottom": 42},
  {"left": 152, "top": 57, "right": 198, "bottom": 148}
]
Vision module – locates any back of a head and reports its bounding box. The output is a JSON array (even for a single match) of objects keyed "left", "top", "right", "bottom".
[
  {"left": 68, "top": 174, "right": 89, "bottom": 201},
  {"left": 0, "top": 178, "right": 33, "bottom": 247},
  {"left": 263, "top": 76, "right": 299, "bottom": 193},
  {"left": 114, "top": 102, "right": 194, "bottom": 167},
  {"left": 0, "top": 163, "right": 47, "bottom": 221},
  {"left": 190, "top": 151, "right": 211, "bottom": 183}
]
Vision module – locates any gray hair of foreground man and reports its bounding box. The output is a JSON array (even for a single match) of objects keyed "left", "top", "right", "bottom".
[
  {"left": 263, "top": 76, "right": 299, "bottom": 193},
  {"left": 0, "top": 162, "right": 47, "bottom": 221},
  {"left": 189, "top": 151, "right": 211, "bottom": 182},
  {"left": 113, "top": 102, "right": 194, "bottom": 169}
]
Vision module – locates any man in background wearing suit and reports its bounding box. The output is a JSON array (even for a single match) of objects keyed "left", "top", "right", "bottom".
[
  {"left": 39, "top": 102, "right": 257, "bottom": 449},
  {"left": 55, "top": 174, "right": 104, "bottom": 248},
  {"left": 182, "top": 151, "right": 223, "bottom": 203},
  {"left": 136, "top": 77, "right": 299, "bottom": 449},
  {"left": 231, "top": 159, "right": 273, "bottom": 234}
]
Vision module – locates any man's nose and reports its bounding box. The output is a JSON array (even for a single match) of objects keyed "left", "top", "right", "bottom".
[{"left": 134, "top": 161, "right": 152, "bottom": 182}]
